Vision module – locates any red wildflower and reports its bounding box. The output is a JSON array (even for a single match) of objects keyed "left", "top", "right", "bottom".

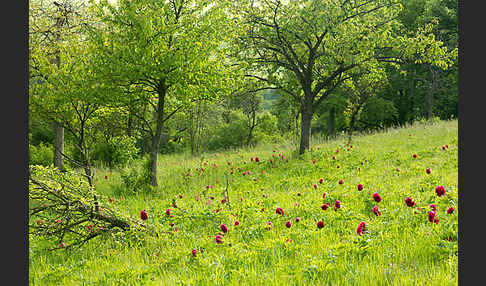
[
  {"left": 220, "top": 224, "right": 228, "bottom": 233},
  {"left": 255, "top": 157, "right": 260, "bottom": 162},
  {"left": 322, "top": 192, "right": 327, "bottom": 199},
  {"left": 234, "top": 221, "right": 240, "bottom": 226},
  {"left": 372, "top": 205, "right": 381, "bottom": 216},
  {"left": 266, "top": 221, "right": 274, "bottom": 230},
  {"left": 356, "top": 221, "right": 367, "bottom": 236},
  {"left": 321, "top": 203, "right": 329, "bottom": 211},
  {"left": 313, "top": 184, "right": 318, "bottom": 189},
  {"left": 140, "top": 210, "right": 148, "bottom": 221},
  {"left": 426, "top": 168, "right": 431, "bottom": 174},
  {"left": 372, "top": 193, "right": 382, "bottom": 203},
  {"left": 215, "top": 235, "right": 223, "bottom": 244},
  {"left": 428, "top": 211, "right": 436, "bottom": 223},
  {"left": 285, "top": 221, "right": 292, "bottom": 228},
  {"left": 166, "top": 209, "right": 171, "bottom": 216},
  {"left": 447, "top": 207, "right": 454, "bottom": 214},
  {"left": 192, "top": 248, "right": 197, "bottom": 257},
  {"left": 429, "top": 204, "right": 437, "bottom": 212},
  {"left": 334, "top": 200, "right": 341, "bottom": 211},
  {"left": 319, "top": 178, "right": 324, "bottom": 184},
  {"left": 317, "top": 220, "right": 324, "bottom": 229},
  {"left": 276, "top": 207, "right": 284, "bottom": 216},
  {"left": 295, "top": 217, "right": 301, "bottom": 222},
  {"left": 405, "top": 197, "right": 416, "bottom": 207},
  {"left": 338, "top": 179, "right": 344, "bottom": 185},
  {"left": 357, "top": 184, "right": 363, "bottom": 191},
  {"left": 435, "top": 185, "right": 446, "bottom": 197}
]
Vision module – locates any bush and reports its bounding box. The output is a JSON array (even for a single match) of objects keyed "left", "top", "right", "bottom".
[
  {"left": 206, "top": 111, "right": 248, "bottom": 151},
  {"left": 29, "top": 142, "right": 54, "bottom": 167},
  {"left": 119, "top": 155, "right": 152, "bottom": 192},
  {"left": 93, "top": 136, "right": 139, "bottom": 168}
]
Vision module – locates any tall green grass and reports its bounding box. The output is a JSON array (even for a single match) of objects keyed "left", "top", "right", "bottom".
[{"left": 29, "top": 120, "right": 458, "bottom": 285}]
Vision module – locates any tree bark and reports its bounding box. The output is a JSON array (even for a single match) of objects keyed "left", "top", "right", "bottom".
[
  {"left": 53, "top": 121, "right": 64, "bottom": 171},
  {"left": 328, "top": 107, "right": 335, "bottom": 137},
  {"left": 150, "top": 85, "right": 166, "bottom": 187},
  {"left": 299, "top": 101, "right": 313, "bottom": 155}
]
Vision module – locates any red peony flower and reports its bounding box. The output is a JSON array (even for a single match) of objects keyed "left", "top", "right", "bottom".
[
  {"left": 435, "top": 185, "right": 446, "bottom": 197},
  {"left": 372, "top": 192, "right": 382, "bottom": 203},
  {"left": 357, "top": 184, "right": 363, "bottom": 191},
  {"left": 405, "top": 197, "right": 416, "bottom": 207},
  {"left": 321, "top": 203, "right": 329, "bottom": 211},
  {"left": 372, "top": 205, "right": 381, "bottom": 216},
  {"left": 215, "top": 235, "right": 223, "bottom": 244},
  {"left": 140, "top": 210, "right": 148, "bottom": 221},
  {"left": 447, "top": 207, "right": 454, "bottom": 214},
  {"left": 334, "top": 200, "right": 341, "bottom": 210},
  {"left": 317, "top": 220, "right": 324, "bottom": 229},
  {"left": 266, "top": 221, "right": 274, "bottom": 230},
  {"left": 356, "top": 221, "right": 367, "bottom": 236}
]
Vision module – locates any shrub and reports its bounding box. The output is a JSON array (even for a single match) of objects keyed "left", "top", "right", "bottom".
[
  {"left": 93, "top": 136, "right": 139, "bottom": 168},
  {"left": 119, "top": 155, "right": 152, "bottom": 192},
  {"left": 29, "top": 142, "right": 54, "bottom": 167}
]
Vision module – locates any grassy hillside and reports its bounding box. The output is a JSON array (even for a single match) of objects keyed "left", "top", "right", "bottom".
[{"left": 29, "top": 120, "right": 458, "bottom": 285}]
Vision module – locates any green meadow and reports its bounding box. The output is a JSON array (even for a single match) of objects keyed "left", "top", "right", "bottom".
[{"left": 29, "top": 120, "right": 458, "bottom": 285}]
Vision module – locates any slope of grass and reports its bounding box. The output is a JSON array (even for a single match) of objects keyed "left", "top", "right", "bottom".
[{"left": 29, "top": 120, "right": 458, "bottom": 285}]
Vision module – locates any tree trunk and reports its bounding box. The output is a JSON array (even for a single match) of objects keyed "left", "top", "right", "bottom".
[
  {"left": 53, "top": 121, "right": 64, "bottom": 171},
  {"left": 427, "top": 66, "right": 437, "bottom": 120},
  {"left": 299, "top": 106, "right": 313, "bottom": 155},
  {"left": 150, "top": 86, "right": 166, "bottom": 187},
  {"left": 328, "top": 107, "right": 335, "bottom": 137},
  {"left": 52, "top": 50, "right": 64, "bottom": 171}
]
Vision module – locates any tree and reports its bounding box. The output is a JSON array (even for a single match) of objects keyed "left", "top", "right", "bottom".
[
  {"left": 29, "top": 0, "right": 91, "bottom": 171},
  {"left": 233, "top": 0, "right": 452, "bottom": 154},
  {"left": 89, "top": 0, "right": 234, "bottom": 186}
]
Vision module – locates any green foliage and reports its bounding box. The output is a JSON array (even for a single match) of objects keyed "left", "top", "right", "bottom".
[
  {"left": 29, "top": 142, "right": 54, "bottom": 167},
  {"left": 93, "top": 136, "right": 140, "bottom": 168},
  {"left": 119, "top": 155, "right": 152, "bottom": 193},
  {"left": 357, "top": 97, "right": 399, "bottom": 130},
  {"left": 206, "top": 111, "right": 248, "bottom": 151}
]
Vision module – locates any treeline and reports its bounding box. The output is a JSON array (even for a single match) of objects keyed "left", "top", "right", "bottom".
[{"left": 29, "top": 0, "right": 457, "bottom": 188}]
